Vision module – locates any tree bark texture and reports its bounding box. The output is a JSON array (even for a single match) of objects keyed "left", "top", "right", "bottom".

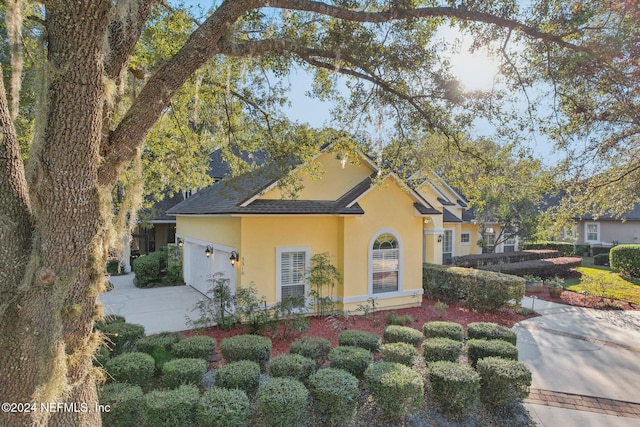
[{"left": 1, "top": 2, "right": 112, "bottom": 426}]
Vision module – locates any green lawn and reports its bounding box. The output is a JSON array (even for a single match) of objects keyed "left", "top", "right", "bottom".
[{"left": 565, "top": 263, "right": 640, "bottom": 305}]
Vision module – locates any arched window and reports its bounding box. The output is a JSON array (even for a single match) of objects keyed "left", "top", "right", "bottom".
[{"left": 371, "top": 233, "right": 399, "bottom": 294}]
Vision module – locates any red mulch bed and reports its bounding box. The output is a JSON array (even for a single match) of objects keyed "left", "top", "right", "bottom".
[
  {"left": 184, "top": 297, "right": 537, "bottom": 366},
  {"left": 527, "top": 285, "right": 640, "bottom": 311}
]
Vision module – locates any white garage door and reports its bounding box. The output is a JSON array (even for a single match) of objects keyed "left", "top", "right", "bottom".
[{"left": 184, "top": 242, "right": 236, "bottom": 296}]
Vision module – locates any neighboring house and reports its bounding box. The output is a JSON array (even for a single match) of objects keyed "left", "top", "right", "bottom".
[
  {"left": 574, "top": 205, "right": 640, "bottom": 247},
  {"left": 542, "top": 195, "right": 640, "bottom": 249},
  {"left": 167, "top": 144, "right": 480, "bottom": 312}
]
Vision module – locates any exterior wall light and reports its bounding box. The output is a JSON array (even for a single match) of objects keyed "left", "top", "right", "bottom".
[
  {"left": 229, "top": 251, "right": 239, "bottom": 266},
  {"left": 437, "top": 234, "right": 443, "bottom": 243},
  {"left": 177, "top": 238, "right": 184, "bottom": 248},
  {"left": 205, "top": 245, "right": 213, "bottom": 258}
]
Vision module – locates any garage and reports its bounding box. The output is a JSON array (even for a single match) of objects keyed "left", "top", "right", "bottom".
[{"left": 183, "top": 241, "right": 236, "bottom": 296}]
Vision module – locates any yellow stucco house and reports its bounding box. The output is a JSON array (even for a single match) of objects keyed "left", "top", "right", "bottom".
[{"left": 167, "top": 145, "right": 481, "bottom": 312}]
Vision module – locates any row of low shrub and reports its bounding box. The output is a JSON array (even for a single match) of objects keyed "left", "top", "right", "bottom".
[
  {"left": 521, "top": 241, "right": 579, "bottom": 257},
  {"left": 423, "top": 264, "right": 525, "bottom": 311},
  {"left": 479, "top": 257, "right": 583, "bottom": 278},
  {"left": 610, "top": 244, "right": 640, "bottom": 277},
  {"left": 453, "top": 250, "right": 559, "bottom": 268}
]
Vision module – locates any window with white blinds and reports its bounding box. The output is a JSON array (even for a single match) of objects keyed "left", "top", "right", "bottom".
[
  {"left": 280, "top": 251, "right": 306, "bottom": 299},
  {"left": 372, "top": 233, "right": 399, "bottom": 294}
]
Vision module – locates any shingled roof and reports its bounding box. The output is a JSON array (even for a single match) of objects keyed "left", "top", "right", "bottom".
[{"left": 167, "top": 154, "right": 440, "bottom": 217}]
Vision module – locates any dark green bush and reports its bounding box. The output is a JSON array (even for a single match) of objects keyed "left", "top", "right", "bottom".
[
  {"left": 453, "top": 251, "right": 559, "bottom": 268},
  {"left": 422, "top": 321, "right": 464, "bottom": 341},
  {"left": 214, "top": 360, "right": 261, "bottom": 393},
  {"left": 99, "top": 383, "right": 144, "bottom": 427},
  {"left": 133, "top": 250, "right": 167, "bottom": 288},
  {"left": 467, "top": 339, "right": 519, "bottom": 368},
  {"left": 385, "top": 311, "right": 414, "bottom": 326},
  {"left": 380, "top": 342, "right": 417, "bottom": 366},
  {"left": 364, "top": 362, "right": 424, "bottom": 418},
  {"left": 593, "top": 253, "right": 610, "bottom": 266},
  {"left": 422, "top": 337, "right": 463, "bottom": 363},
  {"left": 94, "top": 314, "right": 126, "bottom": 331},
  {"left": 136, "top": 332, "right": 181, "bottom": 371},
  {"left": 477, "top": 357, "right": 532, "bottom": 406},
  {"left": 94, "top": 345, "right": 111, "bottom": 367},
  {"left": 101, "top": 322, "right": 145, "bottom": 355},
  {"left": 268, "top": 354, "right": 317, "bottom": 383},
  {"left": 338, "top": 330, "right": 381, "bottom": 352},
  {"left": 610, "top": 244, "right": 640, "bottom": 277},
  {"left": 467, "top": 322, "right": 517, "bottom": 345},
  {"left": 172, "top": 335, "right": 216, "bottom": 360},
  {"left": 136, "top": 332, "right": 181, "bottom": 354},
  {"left": 257, "top": 377, "right": 309, "bottom": 427},
  {"left": 289, "top": 336, "right": 333, "bottom": 367},
  {"left": 383, "top": 325, "right": 423, "bottom": 347},
  {"left": 106, "top": 259, "right": 123, "bottom": 275},
  {"left": 162, "top": 358, "right": 208, "bottom": 389},
  {"left": 220, "top": 335, "right": 272, "bottom": 371},
  {"left": 574, "top": 244, "right": 590, "bottom": 256},
  {"left": 308, "top": 368, "right": 359, "bottom": 426},
  {"left": 143, "top": 385, "right": 199, "bottom": 427},
  {"left": 481, "top": 257, "right": 582, "bottom": 279},
  {"left": 105, "top": 352, "right": 154, "bottom": 387},
  {"left": 423, "top": 264, "right": 525, "bottom": 311},
  {"left": 521, "top": 241, "right": 575, "bottom": 256},
  {"left": 428, "top": 361, "right": 480, "bottom": 415},
  {"left": 196, "top": 387, "right": 250, "bottom": 427},
  {"left": 328, "top": 346, "right": 373, "bottom": 378}
]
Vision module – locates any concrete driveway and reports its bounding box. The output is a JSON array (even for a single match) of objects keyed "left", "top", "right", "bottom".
[
  {"left": 98, "top": 273, "right": 203, "bottom": 335},
  {"left": 516, "top": 297, "right": 640, "bottom": 426}
]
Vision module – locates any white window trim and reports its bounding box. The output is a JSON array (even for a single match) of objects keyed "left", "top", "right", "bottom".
[
  {"left": 585, "top": 222, "right": 600, "bottom": 243},
  {"left": 368, "top": 229, "right": 403, "bottom": 297},
  {"left": 461, "top": 232, "right": 471, "bottom": 246},
  {"left": 275, "top": 246, "right": 311, "bottom": 304}
]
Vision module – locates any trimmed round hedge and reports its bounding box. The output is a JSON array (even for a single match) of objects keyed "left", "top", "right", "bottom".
[
  {"left": 422, "top": 337, "right": 463, "bottom": 363},
  {"left": 101, "top": 322, "right": 145, "bottom": 355},
  {"left": 143, "top": 385, "right": 200, "bottom": 427},
  {"left": 383, "top": 325, "right": 423, "bottom": 347},
  {"left": 364, "top": 362, "right": 424, "bottom": 418},
  {"left": 477, "top": 357, "right": 532, "bottom": 406},
  {"left": 136, "top": 332, "right": 181, "bottom": 371},
  {"left": 289, "top": 336, "right": 333, "bottom": 367},
  {"left": 268, "top": 353, "right": 317, "bottom": 382},
  {"left": 308, "top": 368, "right": 359, "bottom": 426},
  {"left": 380, "top": 342, "right": 417, "bottom": 366},
  {"left": 422, "top": 321, "right": 464, "bottom": 341},
  {"left": 467, "top": 322, "right": 517, "bottom": 345},
  {"left": 338, "top": 330, "right": 381, "bottom": 352},
  {"left": 467, "top": 339, "right": 519, "bottom": 368},
  {"left": 328, "top": 345, "right": 373, "bottom": 378},
  {"left": 214, "top": 360, "right": 261, "bottom": 393},
  {"left": 220, "top": 334, "right": 272, "bottom": 371},
  {"left": 428, "top": 361, "right": 480, "bottom": 415},
  {"left": 196, "top": 387, "right": 250, "bottom": 427},
  {"left": 99, "top": 382, "right": 144, "bottom": 427},
  {"left": 610, "top": 244, "right": 640, "bottom": 277},
  {"left": 162, "top": 358, "right": 208, "bottom": 389},
  {"left": 172, "top": 335, "right": 216, "bottom": 360},
  {"left": 257, "top": 377, "right": 309, "bottom": 427},
  {"left": 105, "top": 352, "right": 155, "bottom": 387}
]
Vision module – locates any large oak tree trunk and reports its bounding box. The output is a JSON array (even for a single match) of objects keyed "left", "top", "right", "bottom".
[{"left": 0, "top": 2, "right": 112, "bottom": 426}]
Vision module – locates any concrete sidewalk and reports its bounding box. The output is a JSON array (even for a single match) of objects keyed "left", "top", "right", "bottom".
[
  {"left": 98, "top": 273, "right": 203, "bottom": 335},
  {"left": 516, "top": 296, "right": 640, "bottom": 426}
]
